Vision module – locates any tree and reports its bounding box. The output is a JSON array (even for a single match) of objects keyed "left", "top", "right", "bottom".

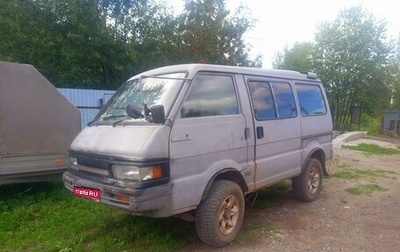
[
  {"left": 313, "top": 6, "right": 394, "bottom": 131},
  {"left": 389, "top": 35, "right": 400, "bottom": 110},
  {"left": 0, "top": 0, "right": 261, "bottom": 89},
  {"left": 273, "top": 42, "right": 314, "bottom": 71},
  {"left": 0, "top": 0, "right": 135, "bottom": 89},
  {"left": 177, "top": 0, "right": 262, "bottom": 67},
  {"left": 126, "top": 1, "right": 183, "bottom": 73}
]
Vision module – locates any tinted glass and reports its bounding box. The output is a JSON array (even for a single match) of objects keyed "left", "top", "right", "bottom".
[
  {"left": 248, "top": 81, "right": 277, "bottom": 120},
  {"left": 296, "top": 83, "right": 327, "bottom": 116},
  {"left": 181, "top": 74, "right": 239, "bottom": 118},
  {"left": 271, "top": 82, "right": 296, "bottom": 118}
]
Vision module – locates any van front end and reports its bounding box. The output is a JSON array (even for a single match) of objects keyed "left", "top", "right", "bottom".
[
  {"left": 62, "top": 69, "right": 189, "bottom": 217},
  {"left": 63, "top": 150, "right": 172, "bottom": 217}
]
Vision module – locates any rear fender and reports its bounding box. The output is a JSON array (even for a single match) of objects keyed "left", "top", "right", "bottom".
[{"left": 303, "top": 148, "right": 327, "bottom": 175}]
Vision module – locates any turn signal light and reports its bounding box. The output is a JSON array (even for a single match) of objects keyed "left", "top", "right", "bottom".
[{"left": 115, "top": 194, "right": 129, "bottom": 203}]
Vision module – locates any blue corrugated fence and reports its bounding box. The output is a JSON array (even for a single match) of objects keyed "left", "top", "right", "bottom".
[{"left": 58, "top": 88, "right": 116, "bottom": 130}]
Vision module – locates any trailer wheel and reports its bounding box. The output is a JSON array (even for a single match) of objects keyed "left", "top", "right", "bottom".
[
  {"left": 292, "top": 158, "right": 323, "bottom": 202},
  {"left": 195, "top": 180, "right": 244, "bottom": 247}
]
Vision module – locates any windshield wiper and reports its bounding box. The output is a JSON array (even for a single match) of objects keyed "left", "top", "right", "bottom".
[
  {"left": 101, "top": 114, "right": 126, "bottom": 121},
  {"left": 87, "top": 114, "right": 126, "bottom": 126},
  {"left": 112, "top": 116, "right": 130, "bottom": 126}
]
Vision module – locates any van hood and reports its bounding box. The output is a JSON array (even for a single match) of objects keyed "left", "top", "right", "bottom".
[{"left": 69, "top": 125, "right": 169, "bottom": 160}]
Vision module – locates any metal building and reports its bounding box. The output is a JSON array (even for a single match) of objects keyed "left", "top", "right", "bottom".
[
  {"left": 382, "top": 110, "right": 400, "bottom": 133},
  {"left": 58, "top": 88, "right": 115, "bottom": 129}
]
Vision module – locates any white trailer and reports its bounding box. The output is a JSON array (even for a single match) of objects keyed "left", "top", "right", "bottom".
[{"left": 0, "top": 61, "right": 80, "bottom": 184}]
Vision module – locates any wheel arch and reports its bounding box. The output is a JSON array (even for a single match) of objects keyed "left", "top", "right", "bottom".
[
  {"left": 200, "top": 168, "right": 248, "bottom": 201},
  {"left": 304, "top": 148, "right": 328, "bottom": 175}
]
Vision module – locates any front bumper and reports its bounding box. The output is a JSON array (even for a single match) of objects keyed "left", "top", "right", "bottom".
[{"left": 63, "top": 170, "right": 173, "bottom": 217}]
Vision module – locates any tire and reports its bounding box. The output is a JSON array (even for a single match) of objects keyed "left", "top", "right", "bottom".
[
  {"left": 292, "top": 158, "right": 323, "bottom": 202},
  {"left": 195, "top": 180, "right": 245, "bottom": 247}
]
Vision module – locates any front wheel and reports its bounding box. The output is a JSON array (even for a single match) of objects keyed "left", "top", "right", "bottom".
[
  {"left": 292, "top": 158, "right": 323, "bottom": 202},
  {"left": 195, "top": 180, "right": 245, "bottom": 247}
]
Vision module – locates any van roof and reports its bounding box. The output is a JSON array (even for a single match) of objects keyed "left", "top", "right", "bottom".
[{"left": 130, "top": 64, "right": 320, "bottom": 82}]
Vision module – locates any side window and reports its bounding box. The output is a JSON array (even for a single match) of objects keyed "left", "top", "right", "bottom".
[
  {"left": 181, "top": 74, "right": 239, "bottom": 118},
  {"left": 295, "top": 83, "right": 327, "bottom": 116},
  {"left": 271, "top": 82, "right": 297, "bottom": 118},
  {"left": 248, "top": 81, "right": 296, "bottom": 120},
  {"left": 248, "top": 81, "right": 276, "bottom": 120}
]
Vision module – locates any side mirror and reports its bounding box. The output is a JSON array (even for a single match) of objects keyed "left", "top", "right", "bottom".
[{"left": 151, "top": 105, "right": 166, "bottom": 124}]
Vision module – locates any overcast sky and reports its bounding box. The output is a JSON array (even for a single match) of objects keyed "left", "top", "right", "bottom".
[{"left": 168, "top": 0, "right": 400, "bottom": 68}]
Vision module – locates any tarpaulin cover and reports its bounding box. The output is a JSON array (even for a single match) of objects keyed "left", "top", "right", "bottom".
[{"left": 0, "top": 61, "right": 80, "bottom": 156}]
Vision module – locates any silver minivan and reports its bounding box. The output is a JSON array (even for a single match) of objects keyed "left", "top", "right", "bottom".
[{"left": 63, "top": 64, "right": 333, "bottom": 247}]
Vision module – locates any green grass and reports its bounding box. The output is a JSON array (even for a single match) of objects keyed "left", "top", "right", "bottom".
[
  {"left": 0, "top": 181, "right": 288, "bottom": 251},
  {"left": 342, "top": 143, "right": 400, "bottom": 155},
  {"left": 0, "top": 182, "right": 194, "bottom": 252},
  {"left": 345, "top": 184, "right": 388, "bottom": 196},
  {"left": 330, "top": 168, "right": 398, "bottom": 180},
  {"left": 329, "top": 162, "right": 397, "bottom": 196}
]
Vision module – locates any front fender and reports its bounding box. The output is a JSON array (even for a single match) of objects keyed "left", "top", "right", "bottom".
[{"left": 200, "top": 167, "right": 248, "bottom": 201}]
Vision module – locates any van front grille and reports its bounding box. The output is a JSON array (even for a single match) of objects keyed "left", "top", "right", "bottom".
[{"left": 71, "top": 163, "right": 109, "bottom": 176}]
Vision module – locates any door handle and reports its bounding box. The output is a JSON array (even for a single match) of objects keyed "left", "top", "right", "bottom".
[
  {"left": 244, "top": 127, "right": 250, "bottom": 140},
  {"left": 256, "top": 126, "right": 264, "bottom": 139}
]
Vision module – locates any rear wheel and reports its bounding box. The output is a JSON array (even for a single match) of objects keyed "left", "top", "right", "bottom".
[
  {"left": 292, "top": 158, "right": 323, "bottom": 202},
  {"left": 195, "top": 180, "right": 244, "bottom": 247}
]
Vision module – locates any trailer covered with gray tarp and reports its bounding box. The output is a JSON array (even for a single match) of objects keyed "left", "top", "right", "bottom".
[{"left": 0, "top": 61, "right": 80, "bottom": 184}]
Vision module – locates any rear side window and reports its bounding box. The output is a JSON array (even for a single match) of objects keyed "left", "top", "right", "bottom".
[
  {"left": 181, "top": 74, "right": 239, "bottom": 118},
  {"left": 295, "top": 83, "right": 327, "bottom": 116},
  {"left": 248, "top": 81, "right": 296, "bottom": 120}
]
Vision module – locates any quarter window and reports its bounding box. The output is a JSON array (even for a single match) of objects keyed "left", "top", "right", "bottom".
[
  {"left": 181, "top": 74, "right": 239, "bottom": 118},
  {"left": 295, "top": 83, "right": 327, "bottom": 116}
]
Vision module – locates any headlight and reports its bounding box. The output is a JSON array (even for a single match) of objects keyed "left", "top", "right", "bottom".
[{"left": 112, "top": 165, "right": 162, "bottom": 181}]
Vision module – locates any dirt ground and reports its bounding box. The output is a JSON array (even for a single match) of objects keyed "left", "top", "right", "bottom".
[{"left": 184, "top": 134, "right": 400, "bottom": 252}]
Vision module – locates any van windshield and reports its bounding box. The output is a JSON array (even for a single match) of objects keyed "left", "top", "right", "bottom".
[{"left": 96, "top": 72, "right": 187, "bottom": 123}]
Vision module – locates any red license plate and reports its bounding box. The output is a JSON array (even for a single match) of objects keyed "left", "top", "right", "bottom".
[{"left": 73, "top": 186, "right": 101, "bottom": 202}]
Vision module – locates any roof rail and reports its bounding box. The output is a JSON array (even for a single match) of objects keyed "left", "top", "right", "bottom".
[{"left": 300, "top": 71, "right": 318, "bottom": 79}]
